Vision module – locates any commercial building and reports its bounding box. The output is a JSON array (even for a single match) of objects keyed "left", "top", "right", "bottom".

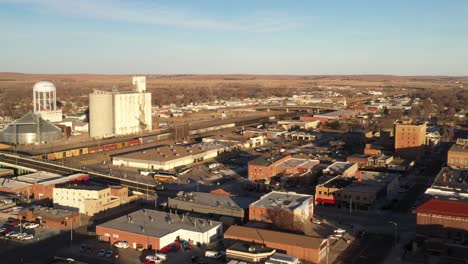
[
  {"left": 394, "top": 119, "right": 427, "bottom": 160},
  {"left": 226, "top": 242, "right": 276, "bottom": 263},
  {"left": 17, "top": 206, "right": 80, "bottom": 229},
  {"left": 0, "top": 112, "right": 62, "bottom": 144},
  {"left": 248, "top": 155, "right": 319, "bottom": 183},
  {"left": 168, "top": 191, "right": 255, "bottom": 222},
  {"left": 0, "top": 171, "right": 88, "bottom": 200},
  {"left": 53, "top": 183, "right": 129, "bottom": 216},
  {"left": 112, "top": 141, "right": 235, "bottom": 170},
  {"left": 322, "top": 162, "right": 358, "bottom": 177},
  {"left": 425, "top": 167, "right": 468, "bottom": 198},
  {"left": 96, "top": 209, "right": 222, "bottom": 250},
  {"left": 414, "top": 199, "right": 468, "bottom": 241},
  {"left": 276, "top": 120, "right": 320, "bottom": 130},
  {"left": 447, "top": 138, "right": 468, "bottom": 169},
  {"left": 33, "top": 81, "right": 62, "bottom": 123},
  {"left": 299, "top": 110, "right": 355, "bottom": 124},
  {"left": 347, "top": 154, "right": 394, "bottom": 169},
  {"left": 413, "top": 198, "right": 468, "bottom": 259},
  {"left": 224, "top": 225, "right": 328, "bottom": 264},
  {"left": 89, "top": 76, "right": 152, "bottom": 139},
  {"left": 315, "top": 171, "right": 400, "bottom": 209},
  {"left": 249, "top": 191, "right": 314, "bottom": 232}
]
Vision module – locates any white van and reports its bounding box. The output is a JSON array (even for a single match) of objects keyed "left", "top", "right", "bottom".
[
  {"left": 205, "top": 250, "right": 224, "bottom": 258},
  {"left": 114, "top": 241, "right": 129, "bottom": 249},
  {"left": 155, "top": 253, "right": 167, "bottom": 261},
  {"left": 145, "top": 255, "right": 163, "bottom": 263}
]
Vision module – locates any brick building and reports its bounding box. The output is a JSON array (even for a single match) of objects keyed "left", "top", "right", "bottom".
[
  {"left": 224, "top": 225, "right": 328, "bottom": 264},
  {"left": 248, "top": 155, "right": 319, "bottom": 183},
  {"left": 447, "top": 138, "right": 468, "bottom": 169},
  {"left": 96, "top": 209, "right": 222, "bottom": 250},
  {"left": 0, "top": 172, "right": 88, "bottom": 200},
  {"left": 17, "top": 206, "right": 80, "bottom": 229},
  {"left": 249, "top": 191, "right": 314, "bottom": 232},
  {"left": 414, "top": 199, "right": 468, "bottom": 242},
  {"left": 394, "top": 120, "right": 427, "bottom": 160}
]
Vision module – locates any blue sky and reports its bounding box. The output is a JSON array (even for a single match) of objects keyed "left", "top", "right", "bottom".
[{"left": 0, "top": 0, "right": 467, "bottom": 75}]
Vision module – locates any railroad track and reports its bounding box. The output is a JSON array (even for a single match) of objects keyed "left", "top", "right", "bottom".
[{"left": 0, "top": 154, "right": 156, "bottom": 195}]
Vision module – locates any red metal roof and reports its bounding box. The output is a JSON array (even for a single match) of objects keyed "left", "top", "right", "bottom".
[{"left": 413, "top": 199, "right": 468, "bottom": 218}]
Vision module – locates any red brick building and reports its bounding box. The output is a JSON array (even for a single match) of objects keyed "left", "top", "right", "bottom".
[
  {"left": 414, "top": 199, "right": 468, "bottom": 241},
  {"left": 248, "top": 155, "right": 319, "bottom": 183},
  {"left": 394, "top": 120, "right": 427, "bottom": 160},
  {"left": 249, "top": 191, "right": 314, "bottom": 232},
  {"left": 224, "top": 225, "right": 328, "bottom": 264},
  {"left": 17, "top": 206, "right": 80, "bottom": 229},
  {"left": 248, "top": 155, "right": 291, "bottom": 181}
]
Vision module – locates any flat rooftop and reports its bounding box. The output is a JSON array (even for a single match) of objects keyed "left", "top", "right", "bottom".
[
  {"left": 171, "top": 191, "right": 255, "bottom": 210},
  {"left": 449, "top": 142, "right": 468, "bottom": 153},
  {"left": 113, "top": 141, "right": 233, "bottom": 162},
  {"left": 249, "top": 154, "right": 286, "bottom": 166},
  {"left": 276, "top": 158, "right": 319, "bottom": 169},
  {"left": 250, "top": 191, "right": 313, "bottom": 211},
  {"left": 227, "top": 242, "right": 275, "bottom": 254},
  {"left": 224, "top": 225, "right": 325, "bottom": 249},
  {"left": 14, "top": 171, "right": 61, "bottom": 184},
  {"left": 431, "top": 167, "right": 468, "bottom": 193},
  {"left": 55, "top": 182, "right": 107, "bottom": 191},
  {"left": 98, "top": 209, "right": 221, "bottom": 238},
  {"left": 322, "top": 176, "right": 354, "bottom": 189},
  {"left": 325, "top": 162, "right": 356, "bottom": 174},
  {"left": 26, "top": 206, "right": 78, "bottom": 219}
]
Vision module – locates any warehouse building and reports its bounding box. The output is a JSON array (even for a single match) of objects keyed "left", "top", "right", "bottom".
[
  {"left": 168, "top": 191, "right": 255, "bottom": 223},
  {"left": 96, "top": 209, "right": 222, "bottom": 250},
  {"left": 224, "top": 225, "right": 328, "bottom": 264},
  {"left": 0, "top": 171, "right": 88, "bottom": 200},
  {"left": 89, "top": 76, "right": 152, "bottom": 139},
  {"left": 18, "top": 206, "right": 80, "bottom": 229},
  {"left": 112, "top": 141, "right": 235, "bottom": 170},
  {"left": 249, "top": 191, "right": 314, "bottom": 232}
]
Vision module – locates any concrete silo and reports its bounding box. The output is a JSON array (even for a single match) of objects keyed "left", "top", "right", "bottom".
[{"left": 89, "top": 90, "right": 114, "bottom": 139}]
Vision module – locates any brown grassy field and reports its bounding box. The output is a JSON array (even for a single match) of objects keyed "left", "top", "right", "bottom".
[{"left": 0, "top": 73, "right": 466, "bottom": 118}]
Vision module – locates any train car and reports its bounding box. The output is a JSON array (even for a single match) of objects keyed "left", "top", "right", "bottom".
[{"left": 128, "top": 139, "right": 141, "bottom": 146}]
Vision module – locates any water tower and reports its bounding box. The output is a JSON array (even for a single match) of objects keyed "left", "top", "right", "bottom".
[{"left": 33, "top": 81, "right": 62, "bottom": 122}]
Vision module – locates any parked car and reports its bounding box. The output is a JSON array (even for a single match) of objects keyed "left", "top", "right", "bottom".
[
  {"left": 6, "top": 231, "right": 18, "bottom": 238},
  {"left": 114, "top": 240, "right": 129, "bottom": 249},
  {"left": 312, "top": 218, "right": 322, "bottom": 225},
  {"left": 98, "top": 249, "right": 105, "bottom": 257},
  {"left": 136, "top": 244, "right": 145, "bottom": 251},
  {"left": 21, "top": 234, "right": 34, "bottom": 240},
  {"left": 0, "top": 227, "right": 7, "bottom": 233},
  {"left": 24, "top": 222, "right": 40, "bottom": 229},
  {"left": 205, "top": 250, "right": 225, "bottom": 259},
  {"left": 105, "top": 250, "right": 113, "bottom": 258}
]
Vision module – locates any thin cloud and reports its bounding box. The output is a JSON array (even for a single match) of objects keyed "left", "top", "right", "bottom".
[{"left": 1, "top": 0, "right": 311, "bottom": 32}]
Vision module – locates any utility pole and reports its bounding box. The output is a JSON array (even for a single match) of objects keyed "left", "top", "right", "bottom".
[
  {"left": 349, "top": 196, "right": 352, "bottom": 214},
  {"left": 389, "top": 221, "right": 397, "bottom": 248}
]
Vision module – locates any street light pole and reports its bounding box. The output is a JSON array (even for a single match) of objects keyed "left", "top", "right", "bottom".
[{"left": 389, "top": 221, "right": 397, "bottom": 248}]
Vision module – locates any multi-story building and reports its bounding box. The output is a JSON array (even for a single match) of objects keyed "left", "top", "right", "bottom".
[
  {"left": 315, "top": 171, "right": 400, "bottom": 209},
  {"left": 248, "top": 155, "right": 319, "bottom": 183},
  {"left": 249, "top": 191, "right": 314, "bottom": 232},
  {"left": 89, "top": 76, "right": 152, "bottom": 139},
  {"left": 394, "top": 119, "right": 427, "bottom": 160},
  {"left": 447, "top": 138, "right": 468, "bottom": 169},
  {"left": 53, "top": 183, "right": 128, "bottom": 216}
]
